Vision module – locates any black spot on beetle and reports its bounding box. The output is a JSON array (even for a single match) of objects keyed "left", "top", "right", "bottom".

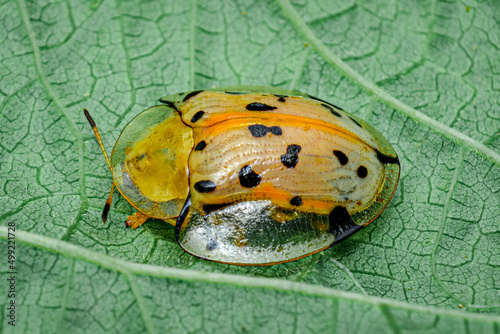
[
  {"left": 225, "top": 91, "right": 244, "bottom": 95},
  {"left": 248, "top": 124, "right": 282, "bottom": 137},
  {"left": 273, "top": 94, "right": 287, "bottom": 102},
  {"left": 195, "top": 141, "right": 206, "bottom": 151},
  {"left": 202, "top": 203, "right": 229, "bottom": 214},
  {"left": 191, "top": 111, "right": 205, "bottom": 123},
  {"left": 239, "top": 165, "right": 261, "bottom": 188},
  {"left": 248, "top": 124, "right": 267, "bottom": 137},
  {"left": 182, "top": 90, "right": 204, "bottom": 102},
  {"left": 269, "top": 126, "right": 282, "bottom": 135},
  {"left": 333, "top": 150, "right": 348, "bottom": 165},
  {"left": 376, "top": 150, "right": 400, "bottom": 165},
  {"left": 329, "top": 206, "right": 357, "bottom": 239},
  {"left": 290, "top": 196, "right": 302, "bottom": 206},
  {"left": 206, "top": 239, "right": 218, "bottom": 251},
  {"left": 194, "top": 180, "right": 216, "bottom": 193},
  {"left": 349, "top": 116, "right": 363, "bottom": 128},
  {"left": 288, "top": 144, "right": 302, "bottom": 153},
  {"left": 158, "top": 99, "right": 179, "bottom": 111},
  {"left": 281, "top": 144, "right": 301, "bottom": 168},
  {"left": 357, "top": 166, "right": 368, "bottom": 178},
  {"left": 322, "top": 103, "right": 342, "bottom": 117},
  {"left": 246, "top": 102, "right": 277, "bottom": 111},
  {"left": 308, "top": 95, "right": 344, "bottom": 111}
]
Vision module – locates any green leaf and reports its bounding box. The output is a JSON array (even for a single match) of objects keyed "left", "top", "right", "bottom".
[{"left": 1, "top": 0, "right": 499, "bottom": 332}]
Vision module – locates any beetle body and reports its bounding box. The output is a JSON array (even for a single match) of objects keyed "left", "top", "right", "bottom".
[{"left": 91, "top": 86, "right": 400, "bottom": 265}]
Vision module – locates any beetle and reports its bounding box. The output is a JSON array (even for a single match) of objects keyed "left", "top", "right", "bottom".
[{"left": 84, "top": 86, "right": 400, "bottom": 265}]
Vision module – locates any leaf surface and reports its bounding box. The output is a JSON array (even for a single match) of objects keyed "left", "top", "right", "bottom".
[{"left": 1, "top": 0, "right": 499, "bottom": 332}]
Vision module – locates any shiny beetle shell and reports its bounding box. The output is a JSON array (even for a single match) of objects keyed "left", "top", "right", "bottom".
[{"left": 110, "top": 86, "right": 400, "bottom": 265}]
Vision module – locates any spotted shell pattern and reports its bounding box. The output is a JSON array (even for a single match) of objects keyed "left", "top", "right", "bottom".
[{"left": 110, "top": 86, "right": 400, "bottom": 265}]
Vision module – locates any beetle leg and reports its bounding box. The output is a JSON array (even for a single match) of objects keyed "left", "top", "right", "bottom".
[
  {"left": 125, "top": 211, "right": 150, "bottom": 229},
  {"left": 102, "top": 183, "right": 115, "bottom": 224},
  {"left": 163, "top": 218, "right": 177, "bottom": 226}
]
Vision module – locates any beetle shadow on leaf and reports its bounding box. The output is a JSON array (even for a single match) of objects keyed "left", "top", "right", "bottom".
[
  {"left": 327, "top": 239, "right": 358, "bottom": 258},
  {"left": 144, "top": 218, "right": 177, "bottom": 242},
  {"left": 327, "top": 221, "right": 377, "bottom": 259}
]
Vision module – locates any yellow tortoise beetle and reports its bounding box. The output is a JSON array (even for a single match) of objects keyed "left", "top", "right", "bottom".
[{"left": 85, "top": 86, "right": 400, "bottom": 265}]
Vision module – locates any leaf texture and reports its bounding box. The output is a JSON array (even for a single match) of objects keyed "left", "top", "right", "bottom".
[{"left": 1, "top": 0, "right": 499, "bottom": 332}]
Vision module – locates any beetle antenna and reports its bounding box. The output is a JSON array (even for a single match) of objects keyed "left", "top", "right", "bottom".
[
  {"left": 84, "top": 108, "right": 115, "bottom": 224},
  {"left": 83, "top": 108, "right": 113, "bottom": 171}
]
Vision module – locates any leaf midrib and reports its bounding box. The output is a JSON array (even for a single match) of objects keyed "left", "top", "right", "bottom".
[{"left": 1, "top": 226, "right": 499, "bottom": 323}]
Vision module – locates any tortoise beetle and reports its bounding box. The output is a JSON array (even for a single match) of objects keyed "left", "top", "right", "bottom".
[{"left": 85, "top": 86, "right": 400, "bottom": 265}]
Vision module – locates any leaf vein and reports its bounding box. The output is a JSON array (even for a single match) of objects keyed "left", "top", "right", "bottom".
[
  {"left": 430, "top": 147, "right": 466, "bottom": 305},
  {"left": 275, "top": 0, "right": 500, "bottom": 165},
  {"left": 112, "top": 0, "right": 137, "bottom": 128},
  {"left": 189, "top": 0, "right": 198, "bottom": 90},
  {"left": 3, "top": 227, "right": 500, "bottom": 321},
  {"left": 126, "top": 273, "right": 157, "bottom": 334},
  {"left": 17, "top": 0, "right": 89, "bottom": 241},
  {"left": 330, "top": 258, "right": 368, "bottom": 296},
  {"left": 56, "top": 258, "right": 75, "bottom": 334}
]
